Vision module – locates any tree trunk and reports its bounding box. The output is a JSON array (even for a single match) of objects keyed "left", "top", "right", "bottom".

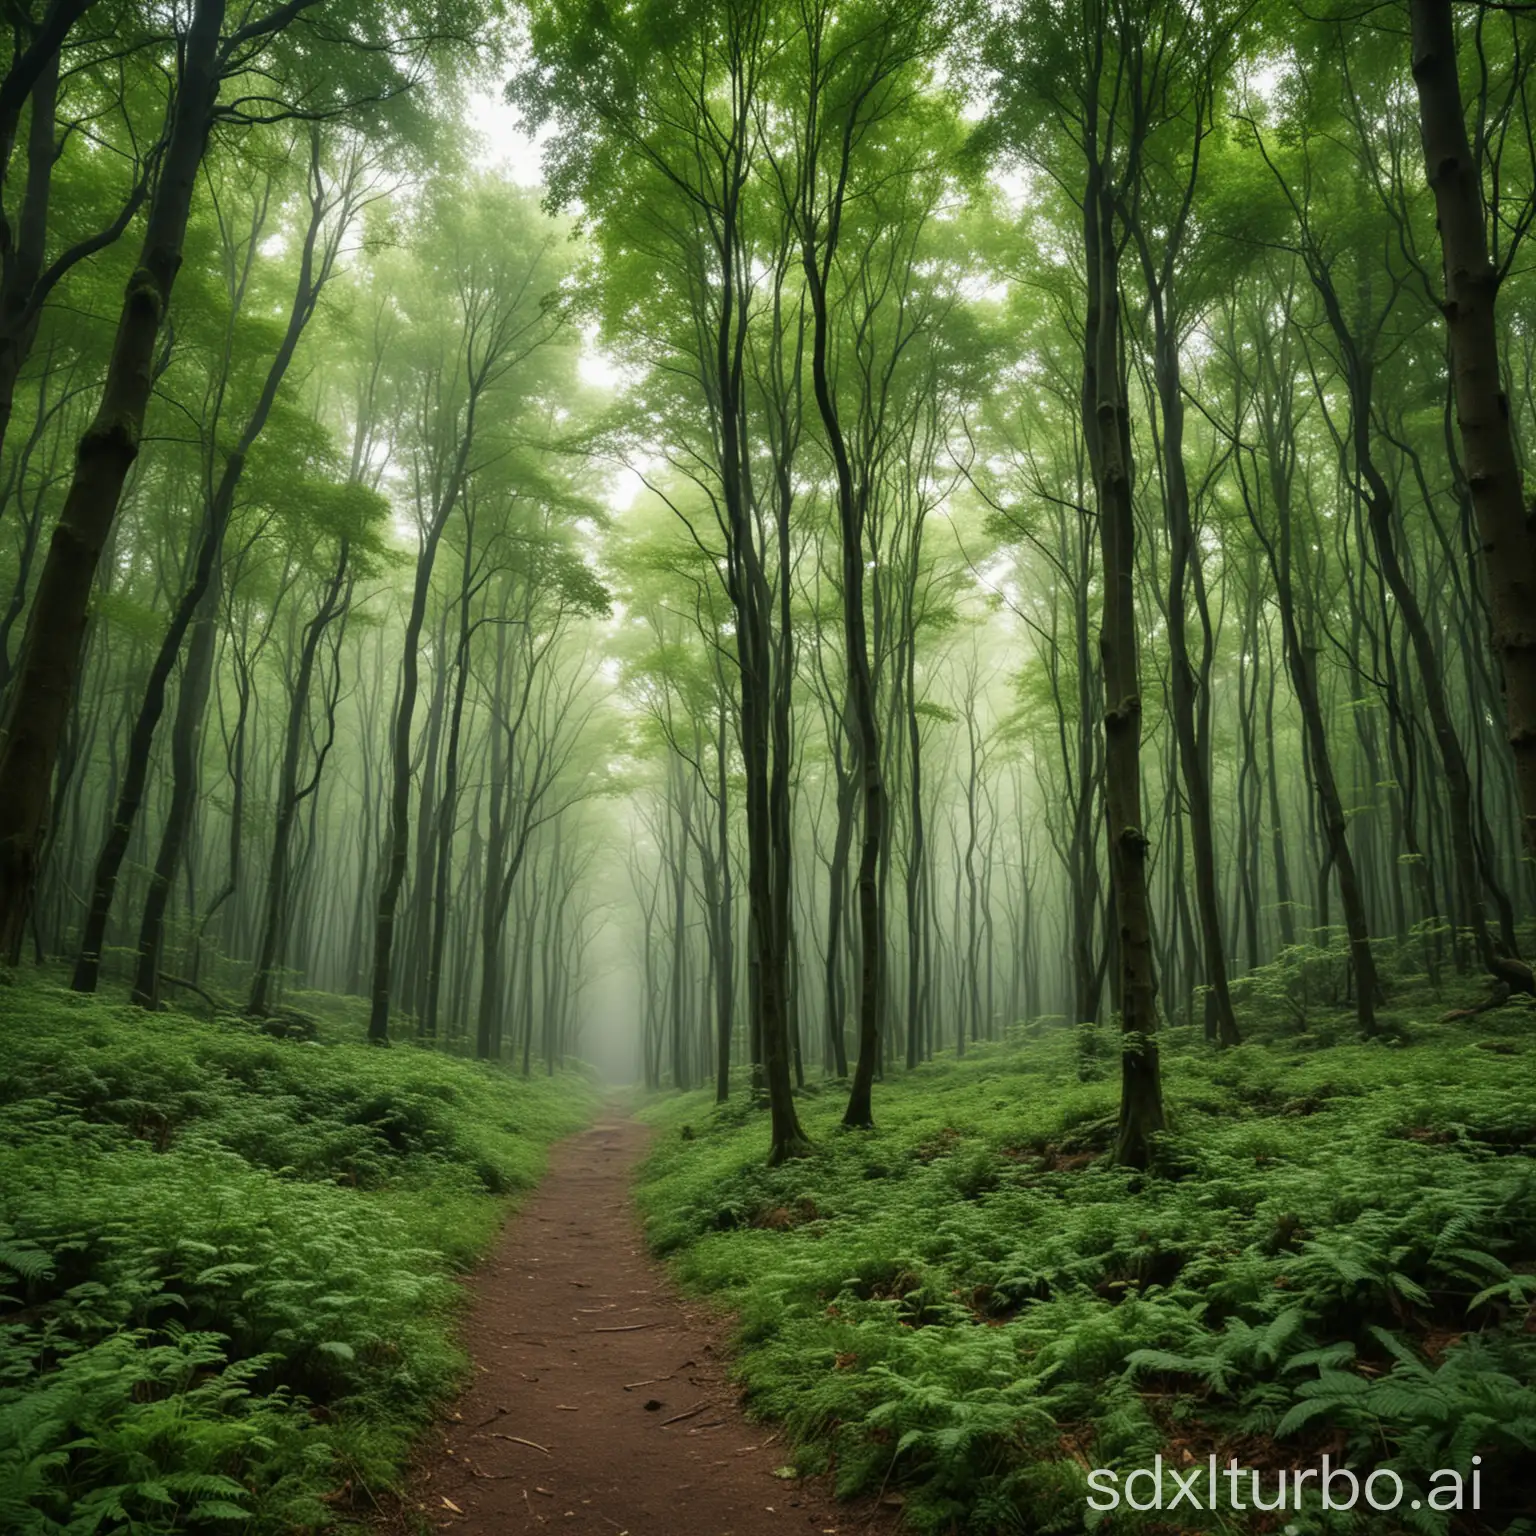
[
  {"left": 668, "top": 764, "right": 692, "bottom": 1088},
  {"left": 1142, "top": 273, "right": 1241, "bottom": 1046},
  {"left": 723, "top": 249, "right": 806, "bottom": 1161},
  {"left": 247, "top": 546, "right": 349, "bottom": 1015},
  {"left": 903, "top": 623, "right": 927, "bottom": 1069},
  {"left": 400, "top": 603, "right": 451, "bottom": 1019},
  {"left": 1081, "top": 63, "right": 1163, "bottom": 1168},
  {"left": 421, "top": 543, "right": 477, "bottom": 1041},
  {"left": 1263, "top": 627, "right": 1297, "bottom": 949},
  {"left": 1409, "top": 0, "right": 1536, "bottom": 865},
  {"left": 128, "top": 574, "right": 220, "bottom": 1008},
  {"left": 823, "top": 762, "right": 854, "bottom": 1078},
  {"left": 803, "top": 237, "right": 885, "bottom": 1132},
  {"left": 712, "top": 692, "right": 734, "bottom": 1103}
]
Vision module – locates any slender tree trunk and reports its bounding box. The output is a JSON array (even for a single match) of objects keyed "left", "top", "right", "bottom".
[
  {"left": 804, "top": 240, "right": 885, "bottom": 1131},
  {"left": 401, "top": 603, "right": 451, "bottom": 1019},
  {"left": 712, "top": 692, "right": 734, "bottom": 1103},
  {"left": 195, "top": 640, "right": 250, "bottom": 976},
  {"left": 248, "top": 547, "right": 349, "bottom": 1015},
  {"left": 823, "top": 763, "right": 854, "bottom": 1078},
  {"left": 1071, "top": 548, "right": 1104, "bottom": 1024},
  {"left": 346, "top": 634, "right": 385, "bottom": 996},
  {"left": 903, "top": 627, "right": 926, "bottom": 1069},
  {"left": 128, "top": 575, "right": 220, "bottom": 1008},
  {"left": 1143, "top": 282, "right": 1241, "bottom": 1045},
  {"left": 1236, "top": 577, "right": 1263, "bottom": 971},
  {"left": 962, "top": 703, "right": 983, "bottom": 1045},
  {"left": 476, "top": 619, "right": 512, "bottom": 1061},
  {"left": 668, "top": 765, "right": 692, "bottom": 1089},
  {"left": 422, "top": 549, "right": 477, "bottom": 1041},
  {"left": 1263, "top": 627, "right": 1297, "bottom": 949},
  {"left": 724, "top": 265, "right": 806, "bottom": 1160}
]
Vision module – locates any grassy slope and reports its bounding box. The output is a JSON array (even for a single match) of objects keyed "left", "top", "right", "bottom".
[
  {"left": 0, "top": 981, "right": 595, "bottom": 1533},
  {"left": 637, "top": 1007, "right": 1536, "bottom": 1535}
]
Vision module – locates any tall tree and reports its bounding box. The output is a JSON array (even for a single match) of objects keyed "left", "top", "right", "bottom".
[
  {"left": 1407, "top": 0, "right": 1536, "bottom": 865},
  {"left": 515, "top": 0, "right": 813, "bottom": 1159}
]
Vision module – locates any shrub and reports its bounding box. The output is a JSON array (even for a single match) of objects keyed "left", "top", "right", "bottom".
[{"left": 0, "top": 983, "right": 593, "bottom": 1532}]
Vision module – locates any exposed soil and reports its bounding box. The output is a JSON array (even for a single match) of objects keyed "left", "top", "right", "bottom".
[{"left": 393, "top": 1112, "right": 895, "bottom": 1536}]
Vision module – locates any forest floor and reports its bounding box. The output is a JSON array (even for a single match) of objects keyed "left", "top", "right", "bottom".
[
  {"left": 0, "top": 983, "right": 595, "bottom": 1533},
  {"left": 633, "top": 1001, "right": 1536, "bottom": 1534},
  {"left": 393, "top": 1111, "right": 893, "bottom": 1536}
]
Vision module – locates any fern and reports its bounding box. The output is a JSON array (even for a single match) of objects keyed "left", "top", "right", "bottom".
[
  {"left": 635, "top": 999, "right": 1536, "bottom": 1534},
  {"left": 0, "top": 982, "right": 594, "bottom": 1532}
]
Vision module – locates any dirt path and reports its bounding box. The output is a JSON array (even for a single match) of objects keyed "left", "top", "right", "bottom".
[{"left": 400, "top": 1112, "right": 891, "bottom": 1536}]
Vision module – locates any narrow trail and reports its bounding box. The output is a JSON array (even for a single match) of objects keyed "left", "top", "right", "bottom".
[{"left": 399, "top": 1112, "right": 892, "bottom": 1536}]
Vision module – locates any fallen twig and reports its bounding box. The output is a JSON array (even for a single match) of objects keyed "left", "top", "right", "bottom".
[
  {"left": 593, "top": 1323, "right": 655, "bottom": 1332},
  {"left": 491, "top": 1433, "right": 552, "bottom": 1455},
  {"left": 660, "top": 1401, "right": 710, "bottom": 1426}
]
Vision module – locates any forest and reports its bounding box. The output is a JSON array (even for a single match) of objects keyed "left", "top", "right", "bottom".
[{"left": 1, "top": 0, "right": 1534, "bottom": 1531}]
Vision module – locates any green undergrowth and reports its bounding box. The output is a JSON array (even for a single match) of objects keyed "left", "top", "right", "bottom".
[
  {"left": 636, "top": 1006, "right": 1536, "bottom": 1535},
  {"left": 0, "top": 980, "right": 595, "bottom": 1533}
]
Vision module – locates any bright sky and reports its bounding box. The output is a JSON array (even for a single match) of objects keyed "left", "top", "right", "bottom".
[{"left": 466, "top": 85, "right": 547, "bottom": 187}]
